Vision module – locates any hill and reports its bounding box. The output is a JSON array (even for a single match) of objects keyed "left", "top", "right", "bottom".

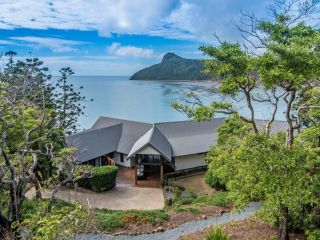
[{"left": 130, "top": 53, "right": 208, "bottom": 80}]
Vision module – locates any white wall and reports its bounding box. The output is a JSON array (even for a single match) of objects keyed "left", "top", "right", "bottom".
[
  {"left": 175, "top": 154, "right": 206, "bottom": 171},
  {"left": 137, "top": 145, "right": 160, "bottom": 155},
  {"left": 114, "top": 152, "right": 133, "bottom": 167}
]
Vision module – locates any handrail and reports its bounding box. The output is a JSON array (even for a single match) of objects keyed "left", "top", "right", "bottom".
[{"left": 107, "top": 157, "right": 115, "bottom": 166}]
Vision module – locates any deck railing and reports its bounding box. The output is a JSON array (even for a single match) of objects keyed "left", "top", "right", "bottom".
[{"left": 107, "top": 157, "right": 115, "bottom": 166}]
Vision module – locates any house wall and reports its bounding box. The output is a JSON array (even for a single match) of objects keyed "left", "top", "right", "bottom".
[
  {"left": 174, "top": 153, "right": 206, "bottom": 171},
  {"left": 114, "top": 152, "right": 133, "bottom": 167},
  {"left": 136, "top": 145, "right": 160, "bottom": 155}
]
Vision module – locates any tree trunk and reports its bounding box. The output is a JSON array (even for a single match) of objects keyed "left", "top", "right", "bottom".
[
  {"left": 34, "top": 179, "right": 42, "bottom": 199},
  {"left": 279, "top": 205, "right": 289, "bottom": 240}
]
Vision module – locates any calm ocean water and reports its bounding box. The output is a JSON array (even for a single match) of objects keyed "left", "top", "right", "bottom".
[{"left": 54, "top": 76, "right": 286, "bottom": 130}]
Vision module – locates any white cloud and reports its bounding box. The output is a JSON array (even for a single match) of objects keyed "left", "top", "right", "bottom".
[
  {"left": 0, "top": 0, "right": 178, "bottom": 36},
  {"left": 107, "top": 43, "right": 154, "bottom": 58},
  {"left": 23, "top": 55, "right": 149, "bottom": 76},
  {"left": 9, "top": 36, "right": 87, "bottom": 52},
  {"left": 0, "top": 0, "right": 271, "bottom": 42},
  {"left": 0, "top": 40, "right": 15, "bottom": 45}
]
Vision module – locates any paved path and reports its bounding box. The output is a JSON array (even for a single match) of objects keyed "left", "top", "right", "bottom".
[
  {"left": 26, "top": 186, "right": 164, "bottom": 210},
  {"left": 74, "top": 202, "right": 260, "bottom": 240}
]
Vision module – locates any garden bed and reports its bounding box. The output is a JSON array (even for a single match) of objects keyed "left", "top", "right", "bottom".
[{"left": 179, "top": 217, "right": 306, "bottom": 240}]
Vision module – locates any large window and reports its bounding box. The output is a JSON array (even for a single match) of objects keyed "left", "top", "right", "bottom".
[{"left": 120, "top": 153, "right": 124, "bottom": 162}]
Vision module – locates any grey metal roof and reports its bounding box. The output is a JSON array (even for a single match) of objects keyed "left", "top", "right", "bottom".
[
  {"left": 128, "top": 125, "right": 172, "bottom": 161},
  {"left": 66, "top": 124, "right": 122, "bottom": 163},
  {"left": 155, "top": 118, "right": 225, "bottom": 157},
  {"left": 92, "top": 116, "right": 153, "bottom": 154},
  {"left": 68, "top": 116, "right": 287, "bottom": 163}
]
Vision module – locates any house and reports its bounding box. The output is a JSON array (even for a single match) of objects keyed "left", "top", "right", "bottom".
[{"left": 67, "top": 116, "right": 286, "bottom": 185}]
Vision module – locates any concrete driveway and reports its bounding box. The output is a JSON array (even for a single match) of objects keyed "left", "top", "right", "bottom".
[{"left": 26, "top": 185, "right": 164, "bottom": 210}]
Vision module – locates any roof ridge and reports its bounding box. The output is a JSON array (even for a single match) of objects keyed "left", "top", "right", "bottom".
[
  {"left": 155, "top": 117, "right": 226, "bottom": 125},
  {"left": 69, "top": 123, "right": 123, "bottom": 137},
  {"left": 98, "top": 116, "right": 153, "bottom": 125}
]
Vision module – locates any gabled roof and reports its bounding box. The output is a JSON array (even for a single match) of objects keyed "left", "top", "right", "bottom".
[
  {"left": 155, "top": 118, "right": 224, "bottom": 156},
  {"left": 66, "top": 124, "right": 122, "bottom": 163},
  {"left": 92, "top": 116, "right": 153, "bottom": 154},
  {"left": 67, "top": 116, "right": 288, "bottom": 163},
  {"left": 127, "top": 125, "right": 172, "bottom": 161}
]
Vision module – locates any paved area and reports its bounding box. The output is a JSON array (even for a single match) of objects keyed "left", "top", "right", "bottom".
[
  {"left": 26, "top": 185, "right": 164, "bottom": 210},
  {"left": 117, "top": 166, "right": 161, "bottom": 188},
  {"left": 74, "top": 202, "right": 261, "bottom": 240}
]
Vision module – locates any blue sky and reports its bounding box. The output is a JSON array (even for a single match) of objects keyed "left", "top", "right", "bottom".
[{"left": 0, "top": 0, "right": 271, "bottom": 75}]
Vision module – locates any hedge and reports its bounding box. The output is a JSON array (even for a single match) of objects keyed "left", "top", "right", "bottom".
[{"left": 77, "top": 165, "right": 118, "bottom": 192}]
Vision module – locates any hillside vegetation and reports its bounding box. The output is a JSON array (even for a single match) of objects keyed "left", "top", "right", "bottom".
[{"left": 130, "top": 52, "right": 209, "bottom": 80}]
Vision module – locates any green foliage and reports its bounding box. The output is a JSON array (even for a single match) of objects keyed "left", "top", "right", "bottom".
[
  {"left": 95, "top": 209, "right": 168, "bottom": 232},
  {"left": 77, "top": 165, "right": 118, "bottom": 192},
  {"left": 54, "top": 67, "right": 93, "bottom": 135},
  {"left": 173, "top": 191, "right": 229, "bottom": 209},
  {"left": 200, "top": 42, "right": 257, "bottom": 96},
  {"left": 173, "top": 2, "right": 320, "bottom": 239},
  {"left": 19, "top": 200, "right": 95, "bottom": 240},
  {"left": 130, "top": 52, "right": 208, "bottom": 80},
  {"left": 90, "top": 165, "right": 118, "bottom": 192},
  {"left": 204, "top": 226, "right": 229, "bottom": 240},
  {"left": 207, "top": 132, "right": 319, "bottom": 228},
  {"left": 74, "top": 165, "right": 94, "bottom": 189},
  {"left": 307, "top": 229, "right": 320, "bottom": 240},
  {"left": 204, "top": 170, "right": 226, "bottom": 191}
]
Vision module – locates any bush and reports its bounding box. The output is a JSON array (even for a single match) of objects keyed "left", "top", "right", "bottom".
[
  {"left": 19, "top": 200, "right": 95, "bottom": 240},
  {"left": 77, "top": 165, "right": 118, "bottom": 192},
  {"left": 205, "top": 226, "right": 229, "bottom": 240},
  {"left": 307, "top": 229, "right": 320, "bottom": 240},
  {"left": 75, "top": 165, "right": 93, "bottom": 189},
  {"left": 205, "top": 170, "right": 226, "bottom": 191},
  {"left": 90, "top": 166, "right": 118, "bottom": 192}
]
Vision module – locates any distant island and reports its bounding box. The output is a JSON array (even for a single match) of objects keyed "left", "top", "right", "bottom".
[{"left": 130, "top": 52, "right": 209, "bottom": 80}]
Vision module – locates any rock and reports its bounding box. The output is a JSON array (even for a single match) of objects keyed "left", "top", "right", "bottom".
[
  {"left": 220, "top": 210, "right": 226, "bottom": 216},
  {"left": 114, "top": 231, "right": 126, "bottom": 236},
  {"left": 201, "top": 214, "right": 207, "bottom": 219},
  {"left": 153, "top": 226, "right": 165, "bottom": 233}
]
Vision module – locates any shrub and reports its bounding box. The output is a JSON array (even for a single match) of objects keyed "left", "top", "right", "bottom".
[
  {"left": 89, "top": 166, "right": 118, "bottom": 192},
  {"left": 75, "top": 165, "right": 94, "bottom": 189},
  {"left": 204, "top": 226, "right": 229, "bottom": 240},
  {"left": 205, "top": 170, "right": 226, "bottom": 191},
  {"left": 19, "top": 201, "right": 95, "bottom": 240},
  {"left": 307, "top": 229, "right": 320, "bottom": 240},
  {"left": 76, "top": 165, "right": 118, "bottom": 192}
]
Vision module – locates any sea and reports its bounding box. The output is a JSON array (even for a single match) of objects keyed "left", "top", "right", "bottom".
[{"left": 53, "top": 76, "right": 286, "bottom": 130}]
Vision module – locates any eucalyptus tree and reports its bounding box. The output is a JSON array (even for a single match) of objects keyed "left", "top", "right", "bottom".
[{"left": 173, "top": 1, "right": 320, "bottom": 239}]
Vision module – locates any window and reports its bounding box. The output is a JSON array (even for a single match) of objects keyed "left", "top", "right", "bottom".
[{"left": 120, "top": 153, "right": 124, "bottom": 162}]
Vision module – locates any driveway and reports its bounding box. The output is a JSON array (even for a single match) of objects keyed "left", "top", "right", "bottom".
[{"left": 26, "top": 185, "right": 164, "bottom": 210}]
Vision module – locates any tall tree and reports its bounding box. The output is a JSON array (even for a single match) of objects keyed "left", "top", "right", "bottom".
[
  {"left": 0, "top": 57, "right": 83, "bottom": 238},
  {"left": 54, "top": 67, "right": 92, "bottom": 135},
  {"left": 5, "top": 51, "right": 16, "bottom": 68},
  {"left": 173, "top": 1, "right": 320, "bottom": 239}
]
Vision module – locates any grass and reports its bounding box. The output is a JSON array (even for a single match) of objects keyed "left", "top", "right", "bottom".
[
  {"left": 173, "top": 191, "right": 229, "bottom": 209},
  {"left": 94, "top": 208, "right": 169, "bottom": 232},
  {"left": 205, "top": 226, "right": 229, "bottom": 240}
]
